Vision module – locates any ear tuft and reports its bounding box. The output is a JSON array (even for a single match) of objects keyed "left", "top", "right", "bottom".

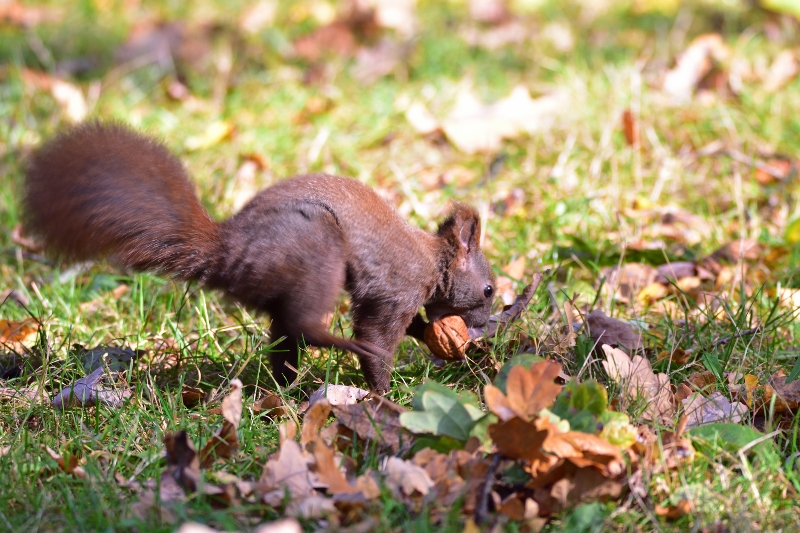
[{"left": 436, "top": 203, "right": 482, "bottom": 253}]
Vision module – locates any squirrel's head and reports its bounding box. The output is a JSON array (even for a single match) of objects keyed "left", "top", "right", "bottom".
[{"left": 425, "top": 203, "right": 495, "bottom": 328}]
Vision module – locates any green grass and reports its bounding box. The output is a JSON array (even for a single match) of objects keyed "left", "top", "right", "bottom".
[{"left": 1, "top": 0, "right": 800, "bottom": 531}]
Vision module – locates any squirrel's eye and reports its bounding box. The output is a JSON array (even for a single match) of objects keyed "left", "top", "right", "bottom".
[{"left": 483, "top": 285, "right": 494, "bottom": 298}]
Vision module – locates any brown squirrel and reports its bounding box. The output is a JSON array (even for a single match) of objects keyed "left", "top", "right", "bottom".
[{"left": 23, "top": 121, "right": 495, "bottom": 393}]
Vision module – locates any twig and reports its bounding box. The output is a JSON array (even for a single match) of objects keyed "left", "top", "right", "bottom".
[
  {"left": 684, "top": 326, "right": 761, "bottom": 355},
  {"left": 725, "top": 149, "right": 787, "bottom": 180},
  {"left": 475, "top": 453, "right": 501, "bottom": 525}
]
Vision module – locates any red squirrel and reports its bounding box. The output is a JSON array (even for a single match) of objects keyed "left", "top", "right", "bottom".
[{"left": 23, "top": 121, "right": 495, "bottom": 393}]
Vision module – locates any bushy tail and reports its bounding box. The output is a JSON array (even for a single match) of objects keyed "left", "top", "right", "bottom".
[{"left": 23, "top": 121, "right": 221, "bottom": 281}]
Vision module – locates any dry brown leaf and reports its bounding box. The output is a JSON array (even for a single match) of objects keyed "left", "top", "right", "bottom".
[
  {"left": 495, "top": 256, "right": 526, "bottom": 305},
  {"left": 0, "top": 318, "right": 39, "bottom": 352},
  {"left": 706, "top": 239, "right": 762, "bottom": 264},
  {"left": 602, "top": 344, "right": 674, "bottom": 424},
  {"left": 441, "top": 85, "right": 566, "bottom": 154},
  {"left": 301, "top": 399, "right": 332, "bottom": 448},
  {"left": 468, "top": 0, "right": 510, "bottom": 24},
  {"left": 164, "top": 430, "right": 201, "bottom": 493},
  {"left": 636, "top": 282, "right": 668, "bottom": 306},
  {"left": 603, "top": 263, "right": 657, "bottom": 304},
  {"left": 497, "top": 493, "right": 539, "bottom": 521},
  {"left": 251, "top": 519, "right": 303, "bottom": 533},
  {"left": 308, "top": 384, "right": 369, "bottom": 407},
  {"left": 764, "top": 50, "right": 799, "bottom": 93},
  {"left": 331, "top": 399, "right": 405, "bottom": 452},
  {"left": 254, "top": 392, "right": 289, "bottom": 417},
  {"left": 44, "top": 446, "right": 85, "bottom": 479},
  {"left": 239, "top": 0, "right": 277, "bottom": 34},
  {"left": 655, "top": 499, "right": 694, "bottom": 520},
  {"left": 383, "top": 456, "right": 434, "bottom": 496},
  {"left": 185, "top": 121, "right": 234, "bottom": 151},
  {"left": 0, "top": 2, "right": 63, "bottom": 27},
  {"left": 460, "top": 19, "right": 527, "bottom": 50},
  {"left": 423, "top": 315, "right": 470, "bottom": 361},
  {"left": 682, "top": 391, "right": 748, "bottom": 429},
  {"left": 760, "top": 371, "right": 800, "bottom": 413},
  {"left": 662, "top": 33, "right": 728, "bottom": 102},
  {"left": 485, "top": 361, "right": 563, "bottom": 421},
  {"left": 286, "top": 494, "right": 337, "bottom": 519},
  {"left": 655, "top": 262, "right": 699, "bottom": 283},
  {"left": 621, "top": 109, "right": 639, "bottom": 146},
  {"left": 755, "top": 158, "right": 795, "bottom": 185},
  {"left": 657, "top": 347, "right": 691, "bottom": 366},
  {"left": 489, "top": 417, "right": 555, "bottom": 475},
  {"left": 0, "top": 386, "right": 49, "bottom": 405},
  {"left": 51, "top": 367, "right": 132, "bottom": 409},
  {"left": 353, "top": 39, "right": 406, "bottom": 84},
  {"left": 182, "top": 385, "right": 205, "bottom": 408},
  {"left": 199, "top": 380, "right": 242, "bottom": 468},
  {"left": 260, "top": 439, "right": 316, "bottom": 504},
  {"left": 585, "top": 310, "right": 643, "bottom": 354}
]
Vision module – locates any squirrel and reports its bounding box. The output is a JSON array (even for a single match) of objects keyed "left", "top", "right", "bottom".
[{"left": 22, "top": 121, "right": 496, "bottom": 394}]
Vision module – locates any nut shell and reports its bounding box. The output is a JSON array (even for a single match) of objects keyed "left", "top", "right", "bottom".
[{"left": 423, "top": 315, "right": 470, "bottom": 361}]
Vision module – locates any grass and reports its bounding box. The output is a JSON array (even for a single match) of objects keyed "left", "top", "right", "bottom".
[{"left": 1, "top": 0, "right": 800, "bottom": 531}]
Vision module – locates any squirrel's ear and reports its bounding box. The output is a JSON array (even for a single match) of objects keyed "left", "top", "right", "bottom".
[{"left": 437, "top": 203, "right": 482, "bottom": 253}]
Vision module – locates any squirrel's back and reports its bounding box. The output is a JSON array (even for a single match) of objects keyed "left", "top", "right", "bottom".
[{"left": 23, "top": 121, "right": 220, "bottom": 280}]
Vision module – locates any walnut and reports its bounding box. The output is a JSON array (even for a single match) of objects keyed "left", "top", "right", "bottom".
[{"left": 423, "top": 316, "right": 470, "bottom": 361}]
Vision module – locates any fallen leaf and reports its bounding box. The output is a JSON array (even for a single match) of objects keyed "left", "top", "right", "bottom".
[
  {"left": 163, "top": 430, "right": 201, "bottom": 493},
  {"left": 260, "top": 439, "right": 316, "bottom": 504},
  {"left": 51, "top": 79, "right": 88, "bottom": 122},
  {"left": 468, "top": 0, "right": 510, "bottom": 24},
  {"left": 51, "top": 367, "right": 132, "bottom": 409},
  {"left": 185, "top": 121, "right": 234, "bottom": 151},
  {"left": 308, "top": 384, "right": 369, "bottom": 407},
  {"left": 621, "top": 109, "right": 639, "bottom": 146},
  {"left": 423, "top": 315, "right": 470, "bottom": 361},
  {"left": 368, "top": 0, "right": 417, "bottom": 36},
  {"left": 763, "top": 50, "right": 799, "bottom": 93},
  {"left": 585, "top": 310, "right": 643, "bottom": 354},
  {"left": 382, "top": 457, "right": 434, "bottom": 496},
  {"left": 0, "top": 2, "right": 63, "bottom": 27},
  {"left": 657, "top": 347, "right": 691, "bottom": 366},
  {"left": 662, "top": 33, "right": 728, "bottom": 102},
  {"left": 0, "top": 387, "right": 49, "bottom": 405},
  {"left": 754, "top": 158, "right": 795, "bottom": 185},
  {"left": 286, "top": 494, "right": 337, "bottom": 519},
  {"left": 682, "top": 392, "right": 748, "bottom": 429},
  {"left": 405, "top": 102, "right": 441, "bottom": 135},
  {"left": 460, "top": 20, "right": 527, "bottom": 50},
  {"left": 655, "top": 499, "right": 694, "bottom": 520},
  {"left": 331, "top": 399, "right": 405, "bottom": 452},
  {"left": 182, "top": 385, "right": 206, "bottom": 408},
  {"left": 251, "top": 519, "right": 303, "bottom": 533},
  {"left": 761, "top": 371, "right": 800, "bottom": 413},
  {"left": 199, "top": 380, "right": 242, "bottom": 467},
  {"left": 239, "top": 0, "right": 277, "bottom": 34},
  {"left": 602, "top": 345, "right": 674, "bottom": 424},
  {"left": 43, "top": 446, "right": 85, "bottom": 479},
  {"left": 603, "top": 263, "right": 657, "bottom": 304},
  {"left": 352, "top": 39, "right": 406, "bottom": 84},
  {"left": 0, "top": 318, "right": 38, "bottom": 353},
  {"left": 441, "top": 85, "right": 567, "bottom": 154},
  {"left": 494, "top": 256, "right": 526, "bottom": 305},
  {"left": 485, "top": 361, "right": 563, "bottom": 421}
]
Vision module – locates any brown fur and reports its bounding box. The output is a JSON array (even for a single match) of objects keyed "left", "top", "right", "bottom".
[{"left": 23, "top": 121, "right": 496, "bottom": 393}]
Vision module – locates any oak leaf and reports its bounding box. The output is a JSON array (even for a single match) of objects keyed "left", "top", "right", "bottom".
[{"left": 485, "top": 361, "right": 563, "bottom": 421}]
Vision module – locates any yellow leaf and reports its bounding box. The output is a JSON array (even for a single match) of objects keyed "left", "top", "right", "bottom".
[
  {"left": 786, "top": 217, "right": 800, "bottom": 244},
  {"left": 185, "top": 121, "right": 234, "bottom": 151}
]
